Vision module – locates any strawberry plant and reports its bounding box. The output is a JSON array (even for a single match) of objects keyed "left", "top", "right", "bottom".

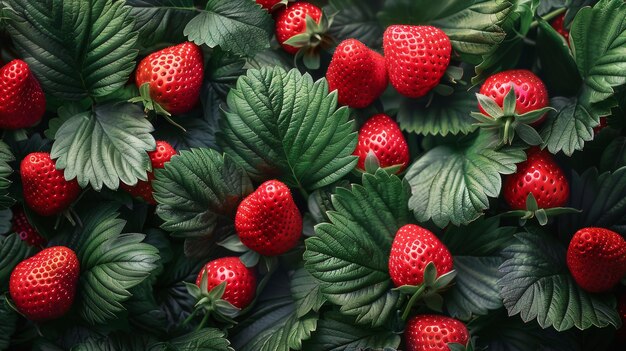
[{"left": 1, "top": 0, "right": 626, "bottom": 350}]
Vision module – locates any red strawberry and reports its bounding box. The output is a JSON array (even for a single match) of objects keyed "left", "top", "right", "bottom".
[
  {"left": 326, "top": 39, "right": 388, "bottom": 109},
  {"left": 135, "top": 42, "right": 204, "bottom": 115},
  {"left": 235, "top": 180, "right": 302, "bottom": 256},
  {"left": 9, "top": 246, "right": 80, "bottom": 321},
  {"left": 0, "top": 60, "right": 46, "bottom": 129},
  {"left": 503, "top": 147, "right": 569, "bottom": 210},
  {"left": 383, "top": 25, "right": 451, "bottom": 98},
  {"left": 275, "top": 2, "right": 324, "bottom": 55},
  {"left": 566, "top": 227, "right": 626, "bottom": 293},
  {"left": 389, "top": 224, "right": 453, "bottom": 287},
  {"left": 354, "top": 114, "right": 409, "bottom": 172},
  {"left": 121, "top": 140, "right": 176, "bottom": 205},
  {"left": 196, "top": 257, "right": 257, "bottom": 309},
  {"left": 551, "top": 13, "right": 569, "bottom": 43},
  {"left": 257, "top": 0, "right": 288, "bottom": 11},
  {"left": 593, "top": 117, "right": 608, "bottom": 134},
  {"left": 405, "top": 315, "right": 469, "bottom": 351},
  {"left": 21, "top": 152, "right": 81, "bottom": 216},
  {"left": 12, "top": 207, "right": 46, "bottom": 247}
]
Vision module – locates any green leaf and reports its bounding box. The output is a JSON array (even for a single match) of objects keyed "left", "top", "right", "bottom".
[
  {"left": 218, "top": 67, "right": 358, "bottom": 191},
  {"left": 291, "top": 268, "right": 326, "bottom": 318},
  {"left": 0, "top": 209, "right": 11, "bottom": 234},
  {"left": 570, "top": 0, "right": 626, "bottom": 104},
  {"left": 153, "top": 148, "right": 253, "bottom": 238},
  {"left": 326, "top": 0, "right": 384, "bottom": 48},
  {"left": 127, "top": 0, "right": 196, "bottom": 48},
  {"left": 536, "top": 17, "right": 581, "bottom": 96},
  {"left": 50, "top": 102, "right": 155, "bottom": 191},
  {"left": 6, "top": 0, "right": 138, "bottom": 100},
  {"left": 405, "top": 133, "right": 526, "bottom": 228},
  {"left": 304, "top": 170, "right": 411, "bottom": 326},
  {"left": 0, "top": 299, "right": 17, "bottom": 350},
  {"left": 498, "top": 229, "right": 621, "bottom": 331},
  {"left": 71, "top": 204, "right": 160, "bottom": 324},
  {"left": 0, "top": 233, "right": 35, "bottom": 288},
  {"left": 0, "top": 140, "right": 15, "bottom": 209},
  {"left": 540, "top": 97, "right": 600, "bottom": 156},
  {"left": 162, "top": 329, "right": 233, "bottom": 351},
  {"left": 184, "top": 0, "right": 272, "bottom": 57}
]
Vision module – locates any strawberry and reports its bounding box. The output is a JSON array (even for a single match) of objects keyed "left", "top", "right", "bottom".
[
  {"left": 275, "top": 2, "right": 327, "bottom": 56},
  {"left": 135, "top": 42, "right": 204, "bottom": 115},
  {"left": 9, "top": 246, "right": 80, "bottom": 321},
  {"left": 503, "top": 147, "right": 569, "bottom": 210},
  {"left": 354, "top": 114, "right": 409, "bottom": 172},
  {"left": 383, "top": 25, "right": 451, "bottom": 98},
  {"left": 389, "top": 224, "right": 453, "bottom": 287},
  {"left": 121, "top": 140, "right": 176, "bottom": 205},
  {"left": 326, "top": 39, "right": 388, "bottom": 109},
  {"left": 12, "top": 207, "right": 46, "bottom": 247},
  {"left": 20, "top": 152, "right": 81, "bottom": 216},
  {"left": 196, "top": 257, "right": 257, "bottom": 309},
  {"left": 257, "top": 0, "right": 288, "bottom": 12},
  {"left": 235, "top": 180, "right": 302, "bottom": 256},
  {"left": 566, "top": 227, "right": 626, "bottom": 293},
  {"left": 594, "top": 117, "right": 608, "bottom": 134},
  {"left": 0, "top": 59, "right": 46, "bottom": 129},
  {"left": 551, "top": 13, "right": 569, "bottom": 43},
  {"left": 405, "top": 315, "right": 469, "bottom": 351}
]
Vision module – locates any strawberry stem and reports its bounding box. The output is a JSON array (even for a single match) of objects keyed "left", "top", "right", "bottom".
[
  {"left": 401, "top": 284, "right": 426, "bottom": 320},
  {"left": 195, "top": 312, "right": 210, "bottom": 331},
  {"left": 530, "top": 8, "right": 566, "bottom": 29}
]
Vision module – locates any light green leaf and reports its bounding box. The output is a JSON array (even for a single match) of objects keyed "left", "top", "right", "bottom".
[
  {"left": 0, "top": 141, "right": 14, "bottom": 209},
  {"left": 326, "top": 0, "right": 384, "bottom": 48},
  {"left": 405, "top": 133, "right": 526, "bottom": 228},
  {"left": 6, "top": 0, "right": 138, "bottom": 100},
  {"left": 184, "top": 0, "right": 272, "bottom": 57},
  {"left": 0, "top": 233, "right": 35, "bottom": 288},
  {"left": 127, "top": 0, "right": 196, "bottom": 48},
  {"left": 304, "top": 170, "right": 411, "bottom": 327},
  {"left": 218, "top": 67, "right": 357, "bottom": 191},
  {"left": 540, "top": 97, "right": 599, "bottom": 156}
]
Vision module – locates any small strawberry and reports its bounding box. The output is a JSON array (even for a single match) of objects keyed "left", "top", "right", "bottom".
[
  {"left": 326, "top": 39, "right": 388, "bottom": 109},
  {"left": 383, "top": 25, "right": 451, "bottom": 98},
  {"left": 21, "top": 152, "right": 81, "bottom": 216},
  {"left": 196, "top": 257, "right": 257, "bottom": 309},
  {"left": 405, "top": 315, "right": 470, "bottom": 351},
  {"left": 0, "top": 60, "right": 46, "bottom": 129},
  {"left": 257, "top": 0, "right": 288, "bottom": 12},
  {"left": 354, "top": 114, "right": 409, "bottom": 172},
  {"left": 121, "top": 140, "right": 176, "bottom": 204},
  {"left": 135, "top": 42, "right": 204, "bottom": 115},
  {"left": 503, "top": 147, "right": 569, "bottom": 210},
  {"left": 12, "top": 207, "right": 46, "bottom": 247},
  {"left": 235, "top": 180, "right": 302, "bottom": 256},
  {"left": 551, "top": 13, "right": 569, "bottom": 43},
  {"left": 566, "top": 227, "right": 626, "bottom": 293},
  {"left": 9, "top": 246, "right": 80, "bottom": 321}
]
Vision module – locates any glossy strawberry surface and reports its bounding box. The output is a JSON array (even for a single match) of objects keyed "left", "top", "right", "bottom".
[
  {"left": 196, "top": 257, "right": 257, "bottom": 309},
  {"left": 354, "top": 114, "right": 409, "bottom": 172},
  {"left": 405, "top": 315, "right": 469, "bottom": 351},
  {"left": 275, "top": 2, "right": 323, "bottom": 54},
  {"left": 121, "top": 140, "right": 176, "bottom": 204},
  {"left": 0, "top": 60, "right": 46, "bottom": 129}
]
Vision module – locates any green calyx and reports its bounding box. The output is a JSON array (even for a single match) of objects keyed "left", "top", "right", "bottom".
[
  {"left": 185, "top": 272, "right": 241, "bottom": 325},
  {"left": 284, "top": 13, "right": 334, "bottom": 70},
  {"left": 129, "top": 83, "right": 187, "bottom": 132},
  {"left": 502, "top": 192, "right": 581, "bottom": 226}
]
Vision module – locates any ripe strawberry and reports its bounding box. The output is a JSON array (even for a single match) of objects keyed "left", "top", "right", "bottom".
[
  {"left": 20, "top": 152, "right": 81, "bottom": 216},
  {"left": 12, "top": 207, "right": 46, "bottom": 247},
  {"left": 405, "top": 315, "right": 469, "bottom": 351},
  {"left": 326, "top": 39, "right": 388, "bottom": 109},
  {"left": 196, "top": 257, "right": 257, "bottom": 309},
  {"left": 593, "top": 117, "right": 608, "bottom": 134},
  {"left": 0, "top": 59, "right": 46, "bottom": 129},
  {"left": 275, "top": 2, "right": 324, "bottom": 55},
  {"left": 257, "top": 0, "right": 288, "bottom": 11},
  {"left": 389, "top": 224, "right": 453, "bottom": 287},
  {"left": 135, "top": 42, "right": 204, "bottom": 115},
  {"left": 566, "top": 227, "right": 626, "bottom": 293},
  {"left": 383, "top": 25, "right": 451, "bottom": 98},
  {"left": 9, "top": 246, "right": 80, "bottom": 321},
  {"left": 236, "top": 180, "right": 302, "bottom": 256},
  {"left": 503, "top": 147, "right": 569, "bottom": 210},
  {"left": 354, "top": 114, "right": 409, "bottom": 172},
  {"left": 551, "top": 13, "right": 569, "bottom": 43},
  {"left": 121, "top": 140, "right": 176, "bottom": 205}
]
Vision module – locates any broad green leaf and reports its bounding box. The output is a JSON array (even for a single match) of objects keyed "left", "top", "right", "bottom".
[
  {"left": 73, "top": 333, "right": 157, "bottom": 351},
  {"left": 6, "top": 0, "right": 138, "bottom": 100},
  {"left": 153, "top": 148, "right": 253, "bottom": 238},
  {"left": 0, "top": 299, "right": 17, "bottom": 350},
  {"left": 405, "top": 133, "right": 526, "bottom": 228},
  {"left": 0, "top": 141, "right": 14, "bottom": 209},
  {"left": 291, "top": 268, "right": 326, "bottom": 318},
  {"left": 184, "top": 0, "right": 272, "bottom": 57},
  {"left": 540, "top": 97, "right": 600, "bottom": 156},
  {"left": 71, "top": 204, "right": 160, "bottom": 324},
  {"left": 536, "top": 18, "right": 581, "bottom": 96},
  {"left": 0, "top": 233, "right": 35, "bottom": 288},
  {"left": 570, "top": 0, "right": 626, "bottom": 104},
  {"left": 498, "top": 229, "right": 620, "bottom": 331},
  {"left": 218, "top": 67, "right": 357, "bottom": 191},
  {"left": 326, "top": 0, "right": 384, "bottom": 48},
  {"left": 304, "top": 170, "right": 411, "bottom": 326},
  {"left": 127, "top": 0, "right": 196, "bottom": 48},
  {"left": 161, "top": 329, "right": 232, "bottom": 351}
]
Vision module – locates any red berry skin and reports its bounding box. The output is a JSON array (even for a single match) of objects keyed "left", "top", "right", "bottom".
[
  {"left": 256, "top": 0, "right": 285, "bottom": 11},
  {"left": 389, "top": 224, "right": 453, "bottom": 287},
  {"left": 196, "top": 257, "right": 257, "bottom": 309},
  {"left": 20, "top": 152, "right": 81, "bottom": 216},
  {"left": 383, "top": 25, "right": 451, "bottom": 98},
  {"left": 135, "top": 42, "right": 204, "bottom": 115},
  {"left": 326, "top": 39, "right": 388, "bottom": 109},
  {"left": 275, "top": 2, "right": 322, "bottom": 54},
  {"left": 566, "top": 227, "right": 626, "bottom": 293},
  {"left": 235, "top": 180, "right": 302, "bottom": 256},
  {"left": 9, "top": 246, "right": 80, "bottom": 321},
  {"left": 0, "top": 60, "right": 46, "bottom": 129},
  {"left": 551, "top": 13, "right": 569, "bottom": 43},
  {"left": 405, "top": 315, "right": 469, "bottom": 351},
  {"left": 503, "top": 147, "right": 569, "bottom": 210},
  {"left": 12, "top": 207, "right": 46, "bottom": 247},
  {"left": 354, "top": 114, "right": 409, "bottom": 172},
  {"left": 120, "top": 140, "right": 176, "bottom": 205}
]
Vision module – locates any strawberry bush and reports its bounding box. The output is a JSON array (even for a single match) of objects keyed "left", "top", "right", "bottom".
[{"left": 2, "top": 0, "right": 626, "bottom": 350}]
